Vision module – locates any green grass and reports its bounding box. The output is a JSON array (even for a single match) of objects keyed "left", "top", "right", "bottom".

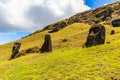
[
  {"left": 0, "top": 22, "right": 119, "bottom": 79},
  {"left": 0, "top": 42, "right": 120, "bottom": 80}
]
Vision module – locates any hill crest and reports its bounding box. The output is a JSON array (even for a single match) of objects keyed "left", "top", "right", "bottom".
[{"left": 23, "top": 1, "right": 120, "bottom": 38}]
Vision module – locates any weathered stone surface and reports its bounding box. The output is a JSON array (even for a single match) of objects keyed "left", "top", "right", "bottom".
[
  {"left": 10, "top": 42, "right": 21, "bottom": 59},
  {"left": 96, "top": 8, "right": 113, "bottom": 21},
  {"left": 85, "top": 24, "right": 105, "bottom": 47},
  {"left": 113, "top": 4, "right": 120, "bottom": 10},
  {"left": 116, "top": 11, "right": 120, "bottom": 16},
  {"left": 43, "top": 25, "right": 51, "bottom": 31},
  {"left": 40, "top": 34, "right": 52, "bottom": 53},
  {"left": 112, "top": 19, "right": 120, "bottom": 27},
  {"left": 68, "top": 10, "right": 94, "bottom": 25}
]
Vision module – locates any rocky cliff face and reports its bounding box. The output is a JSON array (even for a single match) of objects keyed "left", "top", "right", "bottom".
[{"left": 68, "top": 2, "right": 120, "bottom": 25}]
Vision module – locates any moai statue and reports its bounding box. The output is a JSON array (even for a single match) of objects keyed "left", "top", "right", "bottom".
[
  {"left": 85, "top": 21, "right": 105, "bottom": 47},
  {"left": 10, "top": 42, "right": 21, "bottom": 59},
  {"left": 40, "top": 34, "right": 52, "bottom": 53}
]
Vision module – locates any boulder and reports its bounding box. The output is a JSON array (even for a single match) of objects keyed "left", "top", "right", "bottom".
[
  {"left": 10, "top": 42, "right": 21, "bottom": 59},
  {"left": 40, "top": 34, "right": 52, "bottom": 53},
  {"left": 112, "top": 19, "right": 120, "bottom": 27},
  {"left": 62, "top": 39, "right": 68, "bottom": 42},
  {"left": 85, "top": 24, "right": 105, "bottom": 47},
  {"left": 110, "top": 30, "right": 115, "bottom": 35}
]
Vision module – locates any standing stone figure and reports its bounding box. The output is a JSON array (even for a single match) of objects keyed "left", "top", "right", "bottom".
[
  {"left": 10, "top": 42, "right": 21, "bottom": 59},
  {"left": 85, "top": 22, "right": 105, "bottom": 47},
  {"left": 40, "top": 34, "right": 52, "bottom": 53}
]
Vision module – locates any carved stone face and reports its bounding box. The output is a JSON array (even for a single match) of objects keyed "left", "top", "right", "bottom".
[
  {"left": 89, "top": 26, "right": 100, "bottom": 36},
  {"left": 92, "top": 27, "right": 100, "bottom": 34},
  {"left": 85, "top": 24, "right": 105, "bottom": 47},
  {"left": 12, "top": 42, "right": 21, "bottom": 53},
  {"left": 10, "top": 42, "right": 21, "bottom": 59},
  {"left": 14, "top": 43, "right": 21, "bottom": 49}
]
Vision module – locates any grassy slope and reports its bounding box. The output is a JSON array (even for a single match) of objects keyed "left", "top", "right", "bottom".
[{"left": 0, "top": 23, "right": 120, "bottom": 79}]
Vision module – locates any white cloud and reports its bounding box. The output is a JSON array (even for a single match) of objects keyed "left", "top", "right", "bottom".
[
  {"left": 104, "top": 3, "right": 108, "bottom": 6},
  {"left": 0, "top": 0, "right": 36, "bottom": 29},
  {"left": 0, "top": 0, "right": 91, "bottom": 32}
]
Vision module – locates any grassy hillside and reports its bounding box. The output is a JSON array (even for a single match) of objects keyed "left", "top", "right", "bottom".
[
  {"left": 0, "top": 1, "right": 120, "bottom": 79},
  {"left": 0, "top": 43, "right": 120, "bottom": 80},
  {"left": 0, "top": 23, "right": 90, "bottom": 61},
  {"left": 0, "top": 22, "right": 119, "bottom": 79}
]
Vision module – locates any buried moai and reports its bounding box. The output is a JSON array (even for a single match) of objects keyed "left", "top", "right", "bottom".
[
  {"left": 112, "top": 19, "right": 120, "bottom": 27},
  {"left": 40, "top": 34, "right": 52, "bottom": 53},
  {"left": 85, "top": 22, "right": 105, "bottom": 47},
  {"left": 10, "top": 42, "right": 21, "bottom": 59}
]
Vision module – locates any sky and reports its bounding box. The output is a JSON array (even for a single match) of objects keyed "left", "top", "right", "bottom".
[{"left": 0, "top": 0, "right": 118, "bottom": 44}]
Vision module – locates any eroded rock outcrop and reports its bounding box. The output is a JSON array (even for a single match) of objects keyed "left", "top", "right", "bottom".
[
  {"left": 49, "top": 22, "right": 67, "bottom": 33},
  {"left": 85, "top": 24, "right": 105, "bottom": 47},
  {"left": 96, "top": 7, "right": 113, "bottom": 21}
]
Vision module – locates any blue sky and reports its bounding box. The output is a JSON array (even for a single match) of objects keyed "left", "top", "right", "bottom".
[
  {"left": 0, "top": 0, "right": 118, "bottom": 44},
  {"left": 0, "top": 32, "right": 31, "bottom": 44},
  {"left": 85, "top": 0, "right": 118, "bottom": 9}
]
